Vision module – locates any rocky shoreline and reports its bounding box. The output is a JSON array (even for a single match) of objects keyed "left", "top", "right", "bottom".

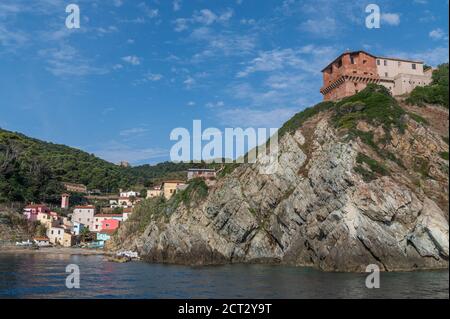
[{"left": 110, "top": 91, "right": 449, "bottom": 272}]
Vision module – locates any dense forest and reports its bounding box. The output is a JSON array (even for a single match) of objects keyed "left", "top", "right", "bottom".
[{"left": 0, "top": 129, "right": 204, "bottom": 204}]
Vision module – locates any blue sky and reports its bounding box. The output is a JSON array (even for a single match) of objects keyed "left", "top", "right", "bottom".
[{"left": 0, "top": 0, "right": 448, "bottom": 165}]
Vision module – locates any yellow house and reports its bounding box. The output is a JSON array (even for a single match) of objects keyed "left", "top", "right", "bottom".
[
  {"left": 147, "top": 186, "right": 163, "bottom": 199},
  {"left": 62, "top": 232, "right": 75, "bottom": 247},
  {"left": 37, "top": 212, "right": 53, "bottom": 228},
  {"left": 162, "top": 180, "right": 186, "bottom": 200}
]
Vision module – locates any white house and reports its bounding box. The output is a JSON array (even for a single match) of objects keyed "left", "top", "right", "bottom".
[
  {"left": 72, "top": 205, "right": 96, "bottom": 230},
  {"left": 47, "top": 226, "right": 65, "bottom": 245},
  {"left": 119, "top": 190, "right": 140, "bottom": 198}
]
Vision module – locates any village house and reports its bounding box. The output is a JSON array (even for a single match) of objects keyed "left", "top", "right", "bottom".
[
  {"left": 147, "top": 185, "right": 163, "bottom": 199},
  {"left": 63, "top": 182, "right": 88, "bottom": 193},
  {"left": 187, "top": 168, "right": 216, "bottom": 180},
  {"left": 72, "top": 205, "right": 96, "bottom": 230},
  {"left": 47, "top": 226, "right": 65, "bottom": 245},
  {"left": 117, "top": 197, "right": 137, "bottom": 208},
  {"left": 62, "top": 231, "right": 75, "bottom": 247},
  {"left": 119, "top": 190, "right": 140, "bottom": 198},
  {"left": 320, "top": 50, "right": 432, "bottom": 101},
  {"left": 162, "top": 180, "right": 186, "bottom": 200},
  {"left": 36, "top": 211, "right": 53, "bottom": 228},
  {"left": 23, "top": 204, "right": 50, "bottom": 222},
  {"left": 92, "top": 213, "right": 123, "bottom": 232}
]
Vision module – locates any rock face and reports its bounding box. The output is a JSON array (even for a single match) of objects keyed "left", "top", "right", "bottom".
[{"left": 111, "top": 104, "right": 449, "bottom": 272}]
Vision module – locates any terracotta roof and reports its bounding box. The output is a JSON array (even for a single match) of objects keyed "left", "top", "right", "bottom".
[
  {"left": 33, "top": 237, "right": 49, "bottom": 241},
  {"left": 123, "top": 208, "right": 133, "bottom": 213}
]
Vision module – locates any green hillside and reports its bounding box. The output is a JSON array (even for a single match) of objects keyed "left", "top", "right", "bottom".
[
  {"left": 0, "top": 129, "right": 191, "bottom": 203},
  {"left": 406, "top": 63, "right": 449, "bottom": 108}
]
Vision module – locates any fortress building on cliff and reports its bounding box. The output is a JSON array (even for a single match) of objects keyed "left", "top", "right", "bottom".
[{"left": 320, "top": 50, "right": 433, "bottom": 101}]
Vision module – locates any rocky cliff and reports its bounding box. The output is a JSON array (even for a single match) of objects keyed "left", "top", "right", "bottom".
[{"left": 109, "top": 85, "right": 449, "bottom": 272}]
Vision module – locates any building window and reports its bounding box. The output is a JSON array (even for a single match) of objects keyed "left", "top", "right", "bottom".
[
  {"left": 350, "top": 56, "right": 355, "bottom": 64},
  {"left": 412, "top": 63, "right": 416, "bottom": 70},
  {"left": 384, "top": 60, "right": 387, "bottom": 66},
  {"left": 385, "top": 72, "right": 388, "bottom": 77},
  {"left": 377, "top": 59, "right": 380, "bottom": 65},
  {"left": 398, "top": 61, "right": 401, "bottom": 67},
  {"left": 363, "top": 60, "right": 367, "bottom": 64}
]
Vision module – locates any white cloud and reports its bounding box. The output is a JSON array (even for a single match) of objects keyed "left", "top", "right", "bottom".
[
  {"left": 388, "top": 47, "right": 449, "bottom": 66},
  {"left": 216, "top": 107, "right": 297, "bottom": 128},
  {"left": 193, "top": 9, "right": 233, "bottom": 25},
  {"left": 183, "top": 76, "right": 196, "bottom": 87},
  {"left": 97, "top": 25, "right": 119, "bottom": 36},
  {"left": 119, "top": 127, "right": 149, "bottom": 137},
  {"left": 113, "top": 0, "right": 123, "bottom": 7},
  {"left": 237, "top": 45, "right": 337, "bottom": 78},
  {"left": 205, "top": 101, "right": 225, "bottom": 108},
  {"left": 145, "top": 72, "right": 163, "bottom": 81},
  {"left": 0, "top": 25, "right": 28, "bottom": 51},
  {"left": 138, "top": 2, "right": 159, "bottom": 19},
  {"left": 172, "top": 8, "right": 233, "bottom": 32},
  {"left": 429, "top": 28, "right": 448, "bottom": 41},
  {"left": 187, "top": 101, "right": 196, "bottom": 106},
  {"left": 189, "top": 27, "right": 256, "bottom": 60},
  {"left": 300, "top": 17, "right": 337, "bottom": 37},
  {"left": 92, "top": 141, "right": 167, "bottom": 164},
  {"left": 122, "top": 55, "right": 141, "bottom": 65},
  {"left": 381, "top": 13, "right": 401, "bottom": 26},
  {"left": 38, "top": 45, "right": 108, "bottom": 77},
  {"left": 174, "top": 18, "right": 189, "bottom": 32},
  {"left": 173, "top": 0, "right": 182, "bottom": 11}
]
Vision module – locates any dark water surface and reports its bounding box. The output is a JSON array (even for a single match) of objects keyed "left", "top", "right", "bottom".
[{"left": 0, "top": 253, "right": 448, "bottom": 299}]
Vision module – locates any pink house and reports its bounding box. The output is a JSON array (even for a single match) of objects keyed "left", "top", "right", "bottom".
[
  {"left": 101, "top": 219, "right": 120, "bottom": 231},
  {"left": 23, "top": 204, "right": 50, "bottom": 222}
]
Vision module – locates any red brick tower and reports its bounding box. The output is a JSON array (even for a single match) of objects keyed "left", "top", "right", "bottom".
[{"left": 320, "top": 51, "right": 381, "bottom": 101}]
